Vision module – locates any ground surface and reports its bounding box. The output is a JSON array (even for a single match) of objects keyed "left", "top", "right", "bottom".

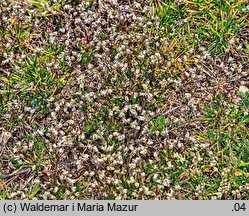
[{"left": 0, "top": 0, "right": 249, "bottom": 199}]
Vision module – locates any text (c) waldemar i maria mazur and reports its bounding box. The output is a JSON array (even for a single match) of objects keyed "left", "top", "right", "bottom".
[{"left": 19, "top": 202, "right": 138, "bottom": 212}]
